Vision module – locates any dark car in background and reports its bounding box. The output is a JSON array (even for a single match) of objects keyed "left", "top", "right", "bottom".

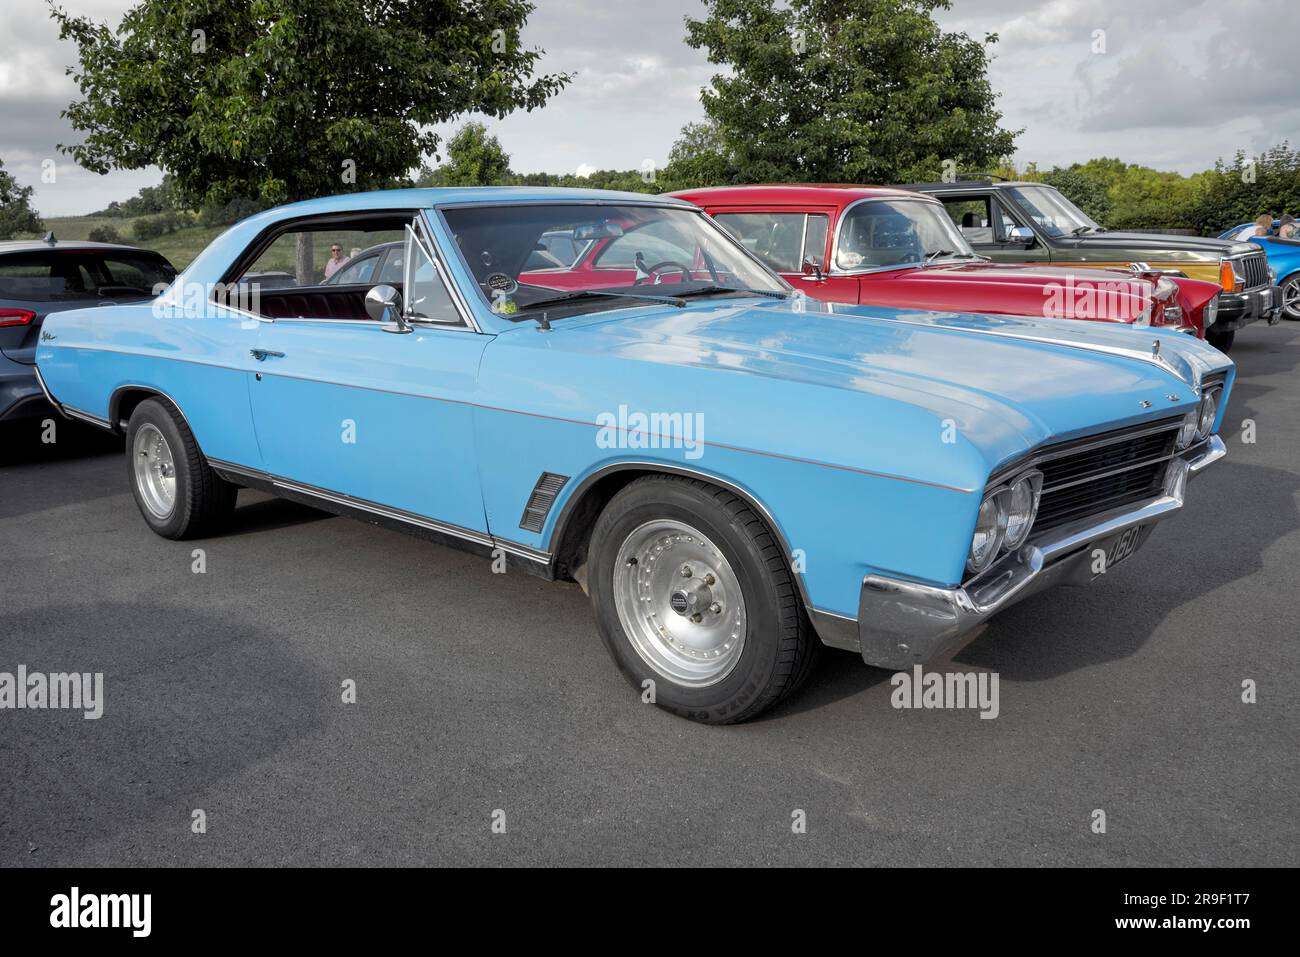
[
  {"left": 903, "top": 178, "right": 1281, "bottom": 351},
  {"left": 0, "top": 237, "right": 176, "bottom": 423}
]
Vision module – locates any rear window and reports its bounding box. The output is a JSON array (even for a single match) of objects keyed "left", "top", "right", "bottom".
[{"left": 0, "top": 250, "right": 176, "bottom": 302}]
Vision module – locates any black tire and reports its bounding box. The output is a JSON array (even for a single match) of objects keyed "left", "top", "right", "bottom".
[
  {"left": 125, "top": 397, "right": 236, "bottom": 539},
  {"left": 1206, "top": 328, "right": 1234, "bottom": 352},
  {"left": 587, "top": 474, "right": 818, "bottom": 724},
  {"left": 1279, "top": 273, "right": 1300, "bottom": 320}
]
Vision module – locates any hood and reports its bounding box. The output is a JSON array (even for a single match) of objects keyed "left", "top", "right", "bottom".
[
  {"left": 893, "top": 260, "right": 1154, "bottom": 321},
  {"left": 501, "top": 297, "right": 1231, "bottom": 490},
  {"left": 1062, "top": 231, "right": 1253, "bottom": 258}
]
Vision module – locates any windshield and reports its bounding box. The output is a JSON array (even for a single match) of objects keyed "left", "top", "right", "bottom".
[
  {"left": 1003, "top": 186, "right": 1099, "bottom": 237},
  {"left": 440, "top": 203, "right": 788, "bottom": 320},
  {"left": 835, "top": 199, "right": 978, "bottom": 270}
]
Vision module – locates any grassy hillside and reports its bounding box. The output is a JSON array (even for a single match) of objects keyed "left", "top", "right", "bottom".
[{"left": 21, "top": 215, "right": 227, "bottom": 270}]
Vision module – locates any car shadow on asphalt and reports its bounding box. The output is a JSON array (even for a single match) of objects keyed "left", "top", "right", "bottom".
[
  {"left": 224, "top": 491, "right": 333, "bottom": 537},
  {"left": 0, "top": 418, "right": 121, "bottom": 467},
  {"left": 0, "top": 599, "right": 330, "bottom": 867}
]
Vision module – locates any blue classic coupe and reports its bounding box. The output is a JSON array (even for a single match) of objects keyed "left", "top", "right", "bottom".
[
  {"left": 1219, "top": 221, "right": 1300, "bottom": 321},
  {"left": 35, "top": 187, "right": 1233, "bottom": 722}
]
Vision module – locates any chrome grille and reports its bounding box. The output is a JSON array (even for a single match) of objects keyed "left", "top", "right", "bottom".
[
  {"left": 1240, "top": 251, "right": 1270, "bottom": 290},
  {"left": 1025, "top": 419, "right": 1182, "bottom": 535}
]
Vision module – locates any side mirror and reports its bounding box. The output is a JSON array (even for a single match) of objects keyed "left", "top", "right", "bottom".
[
  {"left": 1008, "top": 226, "right": 1035, "bottom": 244},
  {"left": 366, "top": 283, "right": 408, "bottom": 333},
  {"left": 801, "top": 256, "right": 824, "bottom": 281}
]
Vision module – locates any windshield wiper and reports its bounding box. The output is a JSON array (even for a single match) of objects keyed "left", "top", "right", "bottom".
[
  {"left": 673, "top": 285, "right": 790, "bottom": 300},
  {"left": 1071, "top": 225, "right": 1097, "bottom": 236},
  {"left": 520, "top": 289, "right": 686, "bottom": 311},
  {"left": 926, "top": 249, "right": 966, "bottom": 263}
]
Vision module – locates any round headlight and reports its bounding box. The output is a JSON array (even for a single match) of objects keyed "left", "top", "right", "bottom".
[
  {"left": 1176, "top": 411, "right": 1198, "bottom": 450},
  {"left": 1197, "top": 388, "right": 1220, "bottom": 438},
  {"left": 1002, "top": 474, "right": 1041, "bottom": 551},
  {"left": 967, "top": 492, "right": 1008, "bottom": 575}
]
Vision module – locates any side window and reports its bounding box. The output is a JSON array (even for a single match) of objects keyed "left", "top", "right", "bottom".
[
  {"left": 993, "top": 200, "right": 1022, "bottom": 242},
  {"left": 713, "top": 212, "right": 829, "bottom": 273},
  {"left": 330, "top": 255, "right": 378, "bottom": 285},
  {"left": 804, "top": 214, "right": 829, "bottom": 267},
  {"left": 238, "top": 227, "right": 404, "bottom": 288},
  {"left": 403, "top": 223, "right": 461, "bottom": 324},
  {"left": 941, "top": 198, "right": 994, "bottom": 245}
]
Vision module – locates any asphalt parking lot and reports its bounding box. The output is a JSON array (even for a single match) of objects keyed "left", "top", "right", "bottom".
[{"left": 2, "top": 325, "right": 1299, "bottom": 868}]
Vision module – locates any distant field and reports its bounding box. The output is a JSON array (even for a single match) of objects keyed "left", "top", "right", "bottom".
[{"left": 20, "top": 215, "right": 227, "bottom": 270}]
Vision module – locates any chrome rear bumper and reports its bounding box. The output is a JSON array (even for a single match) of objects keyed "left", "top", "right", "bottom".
[{"left": 854, "top": 434, "right": 1226, "bottom": 670}]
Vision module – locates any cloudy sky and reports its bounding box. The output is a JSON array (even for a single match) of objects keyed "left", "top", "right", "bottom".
[{"left": 3, "top": 0, "right": 1297, "bottom": 217}]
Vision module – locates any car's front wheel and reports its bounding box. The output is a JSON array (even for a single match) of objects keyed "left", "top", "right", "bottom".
[
  {"left": 587, "top": 474, "right": 818, "bottom": 724},
  {"left": 1206, "top": 328, "right": 1235, "bottom": 352},
  {"left": 1280, "top": 273, "right": 1300, "bottom": 320},
  {"left": 125, "top": 397, "right": 236, "bottom": 539}
]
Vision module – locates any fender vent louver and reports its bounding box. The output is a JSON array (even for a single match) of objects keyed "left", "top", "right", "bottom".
[{"left": 519, "top": 472, "right": 569, "bottom": 533}]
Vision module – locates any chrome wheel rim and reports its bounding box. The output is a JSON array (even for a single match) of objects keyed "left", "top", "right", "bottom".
[
  {"left": 1283, "top": 278, "right": 1300, "bottom": 319},
  {"left": 612, "top": 519, "right": 747, "bottom": 687},
  {"left": 132, "top": 423, "right": 177, "bottom": 519}
]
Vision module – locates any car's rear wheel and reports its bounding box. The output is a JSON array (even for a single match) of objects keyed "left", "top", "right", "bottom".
[
  {"left": 588, "top": 474, "right": 818, "bottom": 724},
  {"left": 125, "top": 397, "right": 236, "bottom": 539},
  {"left": 1206, "top": 328, "right": 1235, "bottom": 352},
  {"left": 1280, "top": 273, "right": 1300, "bottom": 320}
]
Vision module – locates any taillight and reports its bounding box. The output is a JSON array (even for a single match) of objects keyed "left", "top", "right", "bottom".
[
  {"left": 1218, "top": 260, "right": 1237, "bottom": 292},
  {"left": 0, "top": 308, "right": 36, "bottom": 327}
]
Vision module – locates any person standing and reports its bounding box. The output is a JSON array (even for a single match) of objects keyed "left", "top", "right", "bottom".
[{"left": 323, "top": 243, "right": 347, "bottom": 280}]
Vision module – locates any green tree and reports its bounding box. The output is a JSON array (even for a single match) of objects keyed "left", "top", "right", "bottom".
[
  {"left": 0, "top": 158, "right": 43, "bottom": 239},
  {"left": 1038, "top": 167, "right": 1113, "bottom": 224},
  {"left": 1186, "top": 143, "right": 1300, "bottom": 235},
  {"left": 682, "top": 0, "right": 1019, "bottom": 184},
  {"left": 659, "top": 120, "right": 732, "bottom": 191},
  {"left": 416, "top": 122, "right": 513, "bottom": 187},
  {"left": 51, "top": 0, "right": 571, "bottom": 208}
]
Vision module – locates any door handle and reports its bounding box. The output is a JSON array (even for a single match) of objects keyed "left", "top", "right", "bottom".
[{"left": 250, "top": 349, "right": 285, "bottom": 361}]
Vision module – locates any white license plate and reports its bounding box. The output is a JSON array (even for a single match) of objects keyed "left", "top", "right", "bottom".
[{"left": 1103, "top": 525, "right": 1144, "bottom": 569}]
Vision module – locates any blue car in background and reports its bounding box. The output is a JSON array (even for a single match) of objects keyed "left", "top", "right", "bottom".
[
  {"left": 34, "top": 187, "right": 1233, "bottom": 723},
  {"left": 1220, "top": 221, "right": 1300, "bottom": 320}
]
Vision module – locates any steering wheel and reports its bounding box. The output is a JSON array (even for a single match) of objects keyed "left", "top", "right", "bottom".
[{"left": 633, "top": 259, "right": 693, "bottom": 285}]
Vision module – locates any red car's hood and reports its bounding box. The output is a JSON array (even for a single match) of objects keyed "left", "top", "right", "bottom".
[
  {"left": 873, "top": 260, "right": 1155, "bottom": 322},
  {"left": 902, "top": 260, "right": 1143, "bottom": 286}
]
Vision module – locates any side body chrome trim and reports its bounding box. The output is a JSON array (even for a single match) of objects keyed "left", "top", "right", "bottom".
[
  {"left": 108, "top": 384, "right": 199, "bottom": 434},
  {"left": 207, "top": 458, "right": 551, "bottom": 571},
  {"left": 32, "top": 364, "right": 67, "bottom": 416}
]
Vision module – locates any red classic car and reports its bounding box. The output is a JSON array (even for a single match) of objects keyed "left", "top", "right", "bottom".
[{"left": 666, "top": 185, "right": 1221, "bottom": 338}]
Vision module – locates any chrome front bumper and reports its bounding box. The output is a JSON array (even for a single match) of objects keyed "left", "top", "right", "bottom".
[{"left": 854, "top": 434, "right": 1226, "bottom": 670}]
